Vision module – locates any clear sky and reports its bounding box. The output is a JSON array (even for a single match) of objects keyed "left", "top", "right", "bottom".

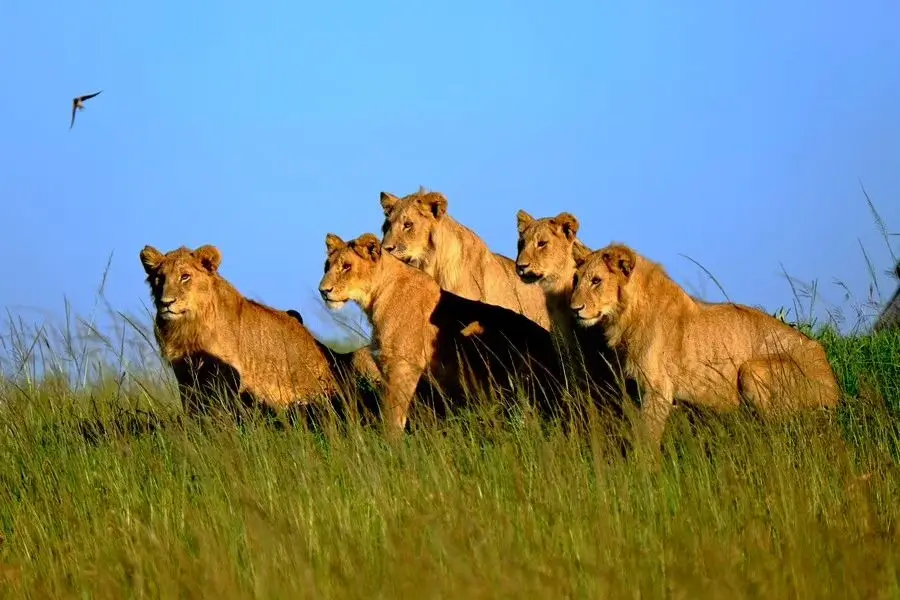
[{"left": 1, "top": 0, "right": 898, "bottom": 346}]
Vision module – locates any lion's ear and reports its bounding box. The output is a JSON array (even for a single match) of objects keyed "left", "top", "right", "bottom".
[
  {"left": 516, "top": 210, "right": 535, "bottom": 234},
  {"left": 380, "top": 192, "right": 399, "bottom": 216},
  {"left": 353, "top": 233, "right": 382, "bottom": 262},
  {"left": 140, "top": 245, "right": 164, "bottom": 275},
  {"left": 325, "top": 233, "right": 346, "bottom": 255},
  {"left": 553, "top": 212, "right": 579, "bottom": 241},
  {"left": 601, "top": 245, "right": 636, "bottom": 277},
  {"left": 421, "top": 192, "right": 447, "bottom": 219},
  {"left": 571, "top": 240, "right": 592, "bottom": 267},
  {"left": 194, "top": 245, "right": 222, "bottom": 273}
]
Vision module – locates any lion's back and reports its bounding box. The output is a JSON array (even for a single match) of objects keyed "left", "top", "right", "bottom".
[
  {"left": 236, "top": 301, "right": 341, "bottom": 404},
  {"left": 486, "top": 253, "right": 550, "bottom": 329},
  {"left": 431, "top": 290, "right": 564, "bottom": 389},
  {"left": 628, "top": 269, "right": 835, "bottom": 392},
  {"left": 430, "top": 219, "right": 550, "bottom": 329}
]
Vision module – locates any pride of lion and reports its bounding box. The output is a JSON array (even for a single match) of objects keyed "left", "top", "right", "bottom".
[{"left": 139, "top": 186, "right": 842, "bottom": 452}]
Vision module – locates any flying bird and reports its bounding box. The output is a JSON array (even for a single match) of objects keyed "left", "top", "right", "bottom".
[{"left": 70, "top": 90, "right": 102, "bottom": 129}]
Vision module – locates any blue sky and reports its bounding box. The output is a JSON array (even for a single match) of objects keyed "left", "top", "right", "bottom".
[{"left": 1, "top": 0, "right": 898, "bottom": 346}]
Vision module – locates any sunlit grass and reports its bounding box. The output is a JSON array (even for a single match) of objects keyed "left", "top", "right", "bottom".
[
  {"left": 0, "top": 196, "right": 898, "bottom": 597},
  {"left": 0, "top": 294, "right": 896, "bottom": 599}
]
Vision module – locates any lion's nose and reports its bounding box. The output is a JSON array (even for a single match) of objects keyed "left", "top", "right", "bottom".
[
  {"left": 382, "top": 243, "right": 396, "bottom": 253},
  {"left": 570, "top": 304, "right": 585, "bottom": 316},
  {"left": 319, "top": 288, "right": 332, "bottom": 301},
  {"left": 516, "top": 263, "right": 530, "bottom": 276},
  {"left": 160, "top": 297, "right": 175, "bottom": 308}
]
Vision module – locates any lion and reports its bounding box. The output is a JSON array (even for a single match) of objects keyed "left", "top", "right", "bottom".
[
  {"left": 318, "top": 232, "right": 569, "bottom": 434},
  {"left": 139, "top": 244, "right": 381, "bottom": 417},
  {"left": 514, "top": 210, "right": 634, "bottom": 405},
  {"left": 514, "top": 209, "right": 594, "bottom": 341},
  {"left": 379, "top": 187, "right": 551, "bottom": 330},
  {"left": 569, "top": 243, "right": 842, "bottom": 447}
]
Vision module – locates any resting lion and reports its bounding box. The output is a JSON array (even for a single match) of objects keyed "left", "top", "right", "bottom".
[
  {"left": 379, "top": 187, "right": 551, "bottom": 330},
  {"left": 514, "top": 209, "right": 633, "bottom": 403},
  {"left": 514, "top": 210, "right": 594, "bottom": 345},
  {"left": 139, "top": 244, "right": 381, "bottom": 416},
  {"left": 570, "top": 243, "right": 841, "bottom": 446},
  {"left": 318, "top": 232, "right": 568, "bottom": 434}
]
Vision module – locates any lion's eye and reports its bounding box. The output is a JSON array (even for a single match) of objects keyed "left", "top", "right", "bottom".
[
  {"left": 537, "top": 240, "right": 547, "bottom": 249},
  {"left": 403, "top": 221, "right": 413, "bottom": 231},
  {"left": 180, "top": 273, "right": 191, "bottom": 283},
  {"left": 342, "top": 263, "right": 351, "bottom": 272},
  {"left": 591, "top": 277, "right": 602, "bottom": 286}
]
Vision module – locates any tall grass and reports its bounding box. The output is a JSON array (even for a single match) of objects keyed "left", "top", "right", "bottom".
[{"left": 0, "top": 211, "right": 898, "bottom": 597}]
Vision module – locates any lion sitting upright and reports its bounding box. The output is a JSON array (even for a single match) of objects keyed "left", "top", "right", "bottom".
[
  {"left": 379, "top": 187, "right": 551, "bottom": 330},
  {"left": 514, "top": 210, "right": 635, "bottom": 405},
  {"left": 318, "top": 233, "right": 568, "bottom": 434},
  {"left": 139, "top": 244, "right": 381, "bottom": 416},
  {"left": 569, "top": 243, "right": 841, "bottom": 447}
]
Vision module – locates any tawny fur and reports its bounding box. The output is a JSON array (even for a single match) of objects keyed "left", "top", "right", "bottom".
[
  {"left": 380, "top": 187, "right": 551, "bottom": 330},
  {"left": 570, "top": 243, "right": 841, "bottom": 446},
  {"left": 319, "top": 233, "right": 567, "bottom": 434},
  {"left": 140, "top": 244, "right": 381, "bottom": 414},
  {"left": 514, "top": 209, "right": 633, "bottom": 404},
  {"left": 514, "top": 210, "right": 594, "bottom": 343}
]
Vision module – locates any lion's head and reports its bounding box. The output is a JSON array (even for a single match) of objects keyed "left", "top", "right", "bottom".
[
  {"left": 569, "top": 244, "right": 636, "bottom": 328},
  {"left": 379, "top": 187, "right": 448, "bottom": 266},
  {"left": 140, "top": 244, "right": 222, "bottom": 322},
  {"left": 515, "top": 210, "right": 586, "bottom": 289},
  {"left": 319, "top": 233, "right": 383, "bottom": 310}
]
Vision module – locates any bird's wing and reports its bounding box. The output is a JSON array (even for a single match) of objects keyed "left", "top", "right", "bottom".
[
  {"left": 79, "top": 90, "right": 103, "bottom": 102},
  {"left": 70, "top": 103, "right": 77, "bottom": 129}
]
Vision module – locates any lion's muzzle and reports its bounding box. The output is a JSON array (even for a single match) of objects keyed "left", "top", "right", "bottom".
[
  {"left": 570, "top": 303, "right": 602, "bottom": 327},
  {"left": 516, "top": 263, "right": 543, "bottom": 283},
  {"left": 157, "top": 298, "right": 184, "bottom": 320}
]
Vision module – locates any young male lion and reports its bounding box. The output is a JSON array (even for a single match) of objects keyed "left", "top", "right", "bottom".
[
  {"left": 318, "top": 232, "right": 568, "bottom": 434},
  {"left": 379, "top": 187, "right": 551, "bottom": 330},
  {"left": 570, "top": 243, "right": 841, "bottom": 447},
  {"left": 514, "top": 210, "right": 633, "bottom": 405},
  {"left": 140, "top": 244, "right": 381, "bottom": 416},
  {"left": 514, "top": 210, "right": 592, "bottom": 331}
]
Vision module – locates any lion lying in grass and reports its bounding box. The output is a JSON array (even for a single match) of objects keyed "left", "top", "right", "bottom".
[
  {"left": 318, "top": 233, "right": 568, "bottom": 434},
  {"left": 380, "top": 187, "right": 551, "bottom": 330},
  {"left": 570, "top": 243, "right": 841, "bottom": 446},
  {"left": 140, "top": 244, "right": 381, "bottom": 416}
]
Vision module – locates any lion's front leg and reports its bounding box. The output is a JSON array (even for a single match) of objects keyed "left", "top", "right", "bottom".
[
  {"left": 636, "top": 377, "right": 675, "bottom": 451},
  {"left": 381, "top": 358, "right": 424, "bottom": 436}
]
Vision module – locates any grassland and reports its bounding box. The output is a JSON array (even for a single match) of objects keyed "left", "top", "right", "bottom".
[{"left": 0, "top": 287, "right": 898, "bottom": 599}]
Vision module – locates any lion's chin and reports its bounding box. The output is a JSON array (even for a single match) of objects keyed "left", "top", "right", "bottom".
[
  {"left": 574, "top": 314, "right": 603, "bottom": 328},
  {"left": 158, "top": 309, "right": 186, "bottom": 321},
  {"left": 515, "top": 269, "right": 541, "bottom": 284},
  {"left": 389, "top": 252, "right": 421, "bottom": 268},
  {"left": 324, "top": 299, "right": 348, "bottom": 310}
]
